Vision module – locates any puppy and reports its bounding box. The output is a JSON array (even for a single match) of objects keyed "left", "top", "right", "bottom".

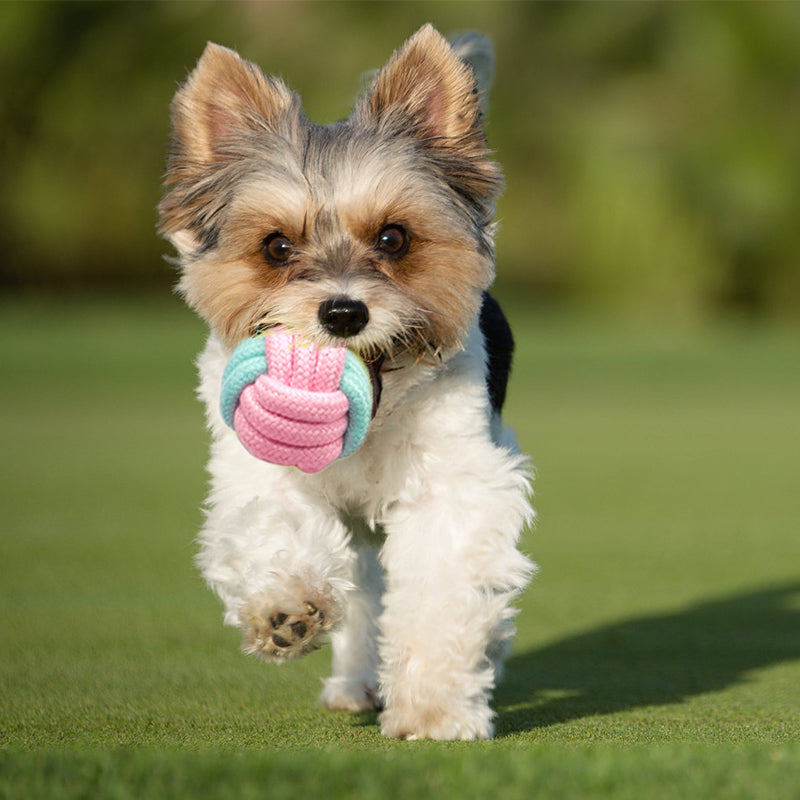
[{"left": 159, "top": 24, "right": 534, "bottom": 741}]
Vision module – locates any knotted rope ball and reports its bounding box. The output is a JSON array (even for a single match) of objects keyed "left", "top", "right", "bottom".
[{"left": 220, "top": 330, "right": 375, "bottom": 473}]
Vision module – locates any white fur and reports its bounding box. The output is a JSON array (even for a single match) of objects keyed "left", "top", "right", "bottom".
[{"left": 195, "top": 321, "right": 535, "bottom": 740}]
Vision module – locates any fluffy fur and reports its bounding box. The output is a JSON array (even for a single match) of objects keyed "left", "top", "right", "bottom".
[{"left": 160, "top": 24, "right": 535, "bottom": 741}]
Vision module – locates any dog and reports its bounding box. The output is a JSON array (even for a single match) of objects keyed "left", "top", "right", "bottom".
[{"left": 159, "top": 23, "right": 534, "bottom": 741}]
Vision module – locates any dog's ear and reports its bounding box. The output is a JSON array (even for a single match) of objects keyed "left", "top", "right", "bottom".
[
  {"left": 357, "top": 24, "right": 501, "bottom": 208},
  {"left": 358, "top": 25, "right": 483, "bottom": 142},
  {"left": 160, "top": 43, "right": 299, "bottom": 252},
  {"left": 168, "top": 42, "right": 297, "bottom": 164}
]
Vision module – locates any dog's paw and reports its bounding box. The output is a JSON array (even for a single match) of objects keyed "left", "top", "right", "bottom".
[
  {"left": 320, "top": 677, "right": 382, "bottom": 713},
  {"left": 240, "top": 591, "right": 339, "bottom": 662},
  {"left": 380, "top": 703, "right": 494, "bottom": 741}
]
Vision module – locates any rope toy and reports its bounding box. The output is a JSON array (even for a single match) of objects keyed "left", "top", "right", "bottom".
[{"left": 220, "top": 330, "right": 375, "bottom": 473}]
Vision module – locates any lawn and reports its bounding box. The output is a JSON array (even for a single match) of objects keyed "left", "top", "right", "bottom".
[{"left": 1, "top": 294, "right": 798, "bottom": 797}]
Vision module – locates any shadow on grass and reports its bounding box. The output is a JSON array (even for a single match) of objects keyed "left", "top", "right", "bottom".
[{"left": 497, "top": 581, "right": 800, "bottom": 735}]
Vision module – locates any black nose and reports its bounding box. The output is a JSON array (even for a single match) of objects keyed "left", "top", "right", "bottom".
[{"left": 318, "top": 297, "right": 369, "bottom": 338}]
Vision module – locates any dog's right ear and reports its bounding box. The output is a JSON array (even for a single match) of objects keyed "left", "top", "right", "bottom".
[
  {"left": 159, "top": 43, "right": 299, "bottom": 253},
  {"left": 167, "top": 42, "right": 297, "bottom": 164}
]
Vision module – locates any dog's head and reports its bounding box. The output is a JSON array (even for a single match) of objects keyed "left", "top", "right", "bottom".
[{"left": 159, "top": 24, "right": 503, "bottom": 364}]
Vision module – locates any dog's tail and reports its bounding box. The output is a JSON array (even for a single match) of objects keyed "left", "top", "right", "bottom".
[{"left": 449, "top": 31, "right": 494, "bottom": 113}]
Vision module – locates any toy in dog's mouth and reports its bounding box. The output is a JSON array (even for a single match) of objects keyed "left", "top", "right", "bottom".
[
  {"left": 250, "top": 323, "right": 386, "bottom": 416},
  {"left": 220, "top": 330, "right": 385, "bottom": 473}
]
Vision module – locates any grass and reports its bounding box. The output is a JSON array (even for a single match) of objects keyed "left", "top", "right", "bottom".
[{"left": 1, "top": 293, "right": 799, "bottom": 797}]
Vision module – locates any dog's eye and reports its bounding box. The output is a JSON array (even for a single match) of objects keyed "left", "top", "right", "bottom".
[
  {"left": 376, "top": 225, "right": 409, "bottom": 258},
  {"left": 262, "top": 233, "right": 294, "bottom": 265}
]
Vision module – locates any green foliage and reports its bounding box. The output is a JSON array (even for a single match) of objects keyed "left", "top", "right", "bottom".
[{"left": 1, "top": 2, "right": 799, "bottom": 319}]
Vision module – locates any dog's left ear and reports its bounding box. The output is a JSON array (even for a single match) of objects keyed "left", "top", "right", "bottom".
[{"left": 357, "top": 24, "right": 502, "bottom": 207}]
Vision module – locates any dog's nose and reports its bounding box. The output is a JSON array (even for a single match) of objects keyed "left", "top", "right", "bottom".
[{"left": 318, "top": 297, "right": 369, "bottom": 338}]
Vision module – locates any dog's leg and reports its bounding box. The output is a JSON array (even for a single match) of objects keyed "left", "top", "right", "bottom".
[
  {"left": 374, "top": 353, "right": 534, "bottom": 740},
  {"left": 198, "top": 490, "right": 357, "bottom": 663},
  {"left": 377, "top": 450, "right": 533, "bottom": 740},
  {"left": 196, "top": 338, "right": 358, "bottom": 662},
  {"left": 320, "top": 542, "right": 384, "bottom": 712}
]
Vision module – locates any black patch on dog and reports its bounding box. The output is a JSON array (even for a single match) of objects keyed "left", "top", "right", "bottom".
[{"left": 479, "top": 292, "right": 514, "bottom": 413}]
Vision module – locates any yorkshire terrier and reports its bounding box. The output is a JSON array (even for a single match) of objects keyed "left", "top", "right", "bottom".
[{"left": 159, "top": 24, "right": 534, "bottom": 741}]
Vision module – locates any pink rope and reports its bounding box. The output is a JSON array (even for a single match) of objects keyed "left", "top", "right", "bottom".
[
  {"left": 233, "top": 405, "right": 344, "bottom": 473},
  {"left": 249, "top": 374, "right": 348, "bottom": 423},
  {"left": 236, "top": 388, "right": 347, "bottom": 446},
  {"left": 231, "top": 330, "right": 351, "bottom": 473}
]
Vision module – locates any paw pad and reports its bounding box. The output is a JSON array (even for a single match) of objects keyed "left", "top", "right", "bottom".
[{"left": 242, "top": 599, "right": 334, "bottom": 662}]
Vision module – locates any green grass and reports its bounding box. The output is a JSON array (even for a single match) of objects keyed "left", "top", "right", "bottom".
[{"left": 1, "top": 294, "right": 799, "bottom": 797}]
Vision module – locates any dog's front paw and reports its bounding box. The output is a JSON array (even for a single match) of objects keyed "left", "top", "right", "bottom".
[
  {"left": 380, "top": 702, "right": 494, "bottom": 741},
  {"left": 240, "top": 588, "right": 339, "bottom": 662}
]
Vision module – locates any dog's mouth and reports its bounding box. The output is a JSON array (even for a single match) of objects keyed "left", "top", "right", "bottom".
[{"left": 362, "top": 350, "right": 385, "bottom": 419}]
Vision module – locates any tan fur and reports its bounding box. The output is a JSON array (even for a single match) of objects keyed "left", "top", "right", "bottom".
[
  {"left": 159, "top": 43, "right": 301, "bottom": 243},
  {"left": 358, "top": 24, "right": 502, "bottom": 202},
  {"left": 364, "top": 24, "right": 480, "bottom": 142},
  {"left": 169, "top": 42, "right": 297, "bottom": 165}
]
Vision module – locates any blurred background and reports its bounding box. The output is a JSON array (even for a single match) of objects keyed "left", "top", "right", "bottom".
[{"left": 2, "top": 0, "right": 799, "bottom": 323}]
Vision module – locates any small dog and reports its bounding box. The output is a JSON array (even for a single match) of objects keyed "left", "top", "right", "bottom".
[{"left": 159, "top": 24, "right": 534, "bottom": 741}]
